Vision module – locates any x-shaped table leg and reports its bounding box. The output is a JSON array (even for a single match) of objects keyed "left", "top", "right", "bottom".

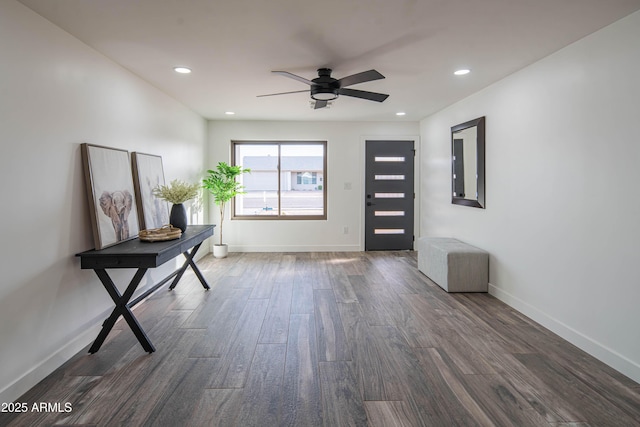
[
  {"left": 168, "top": 242, "right": 209, "bottom": 290},
  {"left": 89, "top": 268, "right": 155, "bottom": 354}
]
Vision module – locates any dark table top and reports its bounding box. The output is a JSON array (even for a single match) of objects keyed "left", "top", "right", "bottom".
[{"left": 76, "top": 225, "right": 215, "bottom": 269}]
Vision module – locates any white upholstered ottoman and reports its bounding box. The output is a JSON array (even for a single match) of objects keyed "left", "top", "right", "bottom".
[{"left": 417, "top": 237, "right": 488, "bottom": 292}]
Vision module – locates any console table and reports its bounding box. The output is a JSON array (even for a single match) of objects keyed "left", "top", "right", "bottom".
[{"left": 76, "top": 224, "right": 214, "bottom": 353}]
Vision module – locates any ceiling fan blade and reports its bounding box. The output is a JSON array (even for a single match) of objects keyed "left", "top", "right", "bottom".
[
  {"left": 338, "top": 88, "right": 389, "bottom": 102},
  {"left": 314, "top": 100, "right": 328, "bottom": 109},
  {"left": 257, "top": 89, "right": 309, "bottom": 98},
  {"left": 272, "top": 71, "right": 315, "bottom": 85},
  {"left": 337, "top": 69, "right": 385, "bottom": 87}
]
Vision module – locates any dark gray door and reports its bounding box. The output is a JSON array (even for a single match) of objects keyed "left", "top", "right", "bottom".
[{"left": 365, "top": 140, "right": 415, "bottom": 250}]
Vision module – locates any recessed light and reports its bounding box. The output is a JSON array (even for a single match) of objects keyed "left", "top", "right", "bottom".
[
  {"left": 396, "top": 112, "right": 406, "bottom": 116},
  {"left": 225, "top": 111, "right": 235, "bottom": 115},
  {"left": 173, "top": 67, "right": 192, "bottom": 74},
  {"left": 454, "top": 69, "right": 470, "bottom": 76}
]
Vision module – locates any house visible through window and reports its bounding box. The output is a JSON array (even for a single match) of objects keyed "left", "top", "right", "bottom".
[{"left": 232, "top": 141, "right": 327, "bottom": 219}]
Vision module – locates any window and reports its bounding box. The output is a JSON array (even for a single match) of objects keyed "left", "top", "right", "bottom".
[
  {"left": 232, "top": 141, "right": 327, "bottom": 219},
  {"left": 297, "top": 172, "right": 317, "bottom": 185}
]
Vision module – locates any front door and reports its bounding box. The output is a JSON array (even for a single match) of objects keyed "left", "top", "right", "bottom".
[{"left": 365, "top": 140, "right": 415, "bottom": 250}]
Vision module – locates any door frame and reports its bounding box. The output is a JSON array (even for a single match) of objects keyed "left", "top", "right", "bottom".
[{"left": 359, "top": 135, "right": 420, "bottom": 251}]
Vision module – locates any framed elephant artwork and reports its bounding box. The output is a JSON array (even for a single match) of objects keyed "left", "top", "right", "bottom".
[
  {"left": 81, "top": 143, "right": 140, "bottom": 249},
  {"left": 131, "top": 152, "right": 170, "bottom": 230}
]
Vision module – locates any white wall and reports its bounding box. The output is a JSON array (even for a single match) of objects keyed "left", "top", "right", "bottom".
[
  {"left": 420, "top": 11, "right": 640, "bottom": 382},
  {"left": 0, "top": 0, "right": 207, "bottom": 402},
  {"left": 208, "top": 120, "right": 420, "bottom": 251}
]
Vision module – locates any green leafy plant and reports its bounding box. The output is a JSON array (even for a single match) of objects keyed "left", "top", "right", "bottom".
[
  {"left": 202, "top": 162, "right": 250, "bottom": 245},
  {"left": 152, "top": 179, "right": 200, "bottom": 204}
]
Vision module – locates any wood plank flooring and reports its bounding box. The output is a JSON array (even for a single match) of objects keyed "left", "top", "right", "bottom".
[{"left": 3, "top": 251, "right": 640, "bottom": 426}]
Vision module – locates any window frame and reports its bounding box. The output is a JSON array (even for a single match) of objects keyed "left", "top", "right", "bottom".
[{"left": 231, "top": 140, "right": 328, "bottom": 220}]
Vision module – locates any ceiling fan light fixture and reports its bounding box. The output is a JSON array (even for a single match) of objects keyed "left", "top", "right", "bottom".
[{"left": 310, "top": 89, "right": 339, "bottom": 101}]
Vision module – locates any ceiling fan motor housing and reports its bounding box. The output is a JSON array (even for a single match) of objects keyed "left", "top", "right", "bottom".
[{"left": 311, "top": 68, "right": 339, "bottom": 100}]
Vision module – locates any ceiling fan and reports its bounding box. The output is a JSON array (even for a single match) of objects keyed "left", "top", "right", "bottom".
[{"left": 258, "top": 68, "right": 389, "bottom": 109}]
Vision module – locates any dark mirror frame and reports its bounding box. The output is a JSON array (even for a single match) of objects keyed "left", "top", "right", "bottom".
[{"left": 451, "top": 116, "right": 485, "bottom": 208}]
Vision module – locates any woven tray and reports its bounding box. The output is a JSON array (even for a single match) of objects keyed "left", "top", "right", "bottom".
[{"left": 139, "top": 225, "right": 182, "bottom": 242}]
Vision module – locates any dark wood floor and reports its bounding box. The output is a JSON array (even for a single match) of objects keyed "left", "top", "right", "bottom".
[{"left": 3, "top": 252, "right": 640, "bottom": 426}]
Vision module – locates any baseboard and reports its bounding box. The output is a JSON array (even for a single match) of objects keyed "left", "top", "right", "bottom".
[
  {"left": 488, "top": 283, "right": 640, "bottom": 384},
  {"left": 228, "top": 244, "right": 362, "bottom": 252}
]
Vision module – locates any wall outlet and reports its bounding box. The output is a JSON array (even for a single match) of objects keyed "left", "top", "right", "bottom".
[{"left": 343, "top": 226, "right": 349, "bottom": 234}]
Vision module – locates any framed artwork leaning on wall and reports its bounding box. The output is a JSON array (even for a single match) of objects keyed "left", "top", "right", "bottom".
[{"left": 81, "top": 143, "right": 140, "bottom": 249}]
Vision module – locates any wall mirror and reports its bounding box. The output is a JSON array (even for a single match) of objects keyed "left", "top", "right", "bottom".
[{"left": 451, "top": 116, "right": 485, "bottom": 208}]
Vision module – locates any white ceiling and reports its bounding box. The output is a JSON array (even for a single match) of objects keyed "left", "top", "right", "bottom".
[{"left": 17, "top": 0, "right": 640, "bottom": 122}]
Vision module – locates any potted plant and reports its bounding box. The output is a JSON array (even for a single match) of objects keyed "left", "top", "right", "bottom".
[
  {"left": 202, "top": 162, "right": 250, "bottom": 258},
  {"left": 152, "top": 179, "right": 200, "bottom": 233}
]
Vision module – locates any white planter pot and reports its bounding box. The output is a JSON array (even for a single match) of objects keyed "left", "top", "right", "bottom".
[{"left": 213, "top": 244, "right": 228, "bottom": 258}]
